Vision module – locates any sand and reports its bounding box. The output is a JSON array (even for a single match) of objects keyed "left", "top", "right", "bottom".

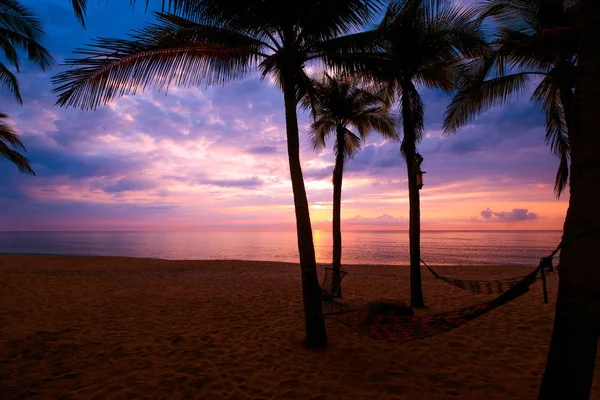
[{"left": 1, "top": 254, "right": 599, "bottom": 400}]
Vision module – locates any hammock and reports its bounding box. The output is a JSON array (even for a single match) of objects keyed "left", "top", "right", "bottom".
[
  {"left": 321, "top": 266, "right": 347, "bottom": 298},
  {"left": 321, "top": 264, "right": 544, "bottom": 342},
  {"left": 320, "top": 267, "right": 354, "bottom": 315},
  {"left": 319, "top": 231, "right": 597, "bottom": 342},
  {"left": 421, "top": 257, "right": 557, "bottom": 295}
]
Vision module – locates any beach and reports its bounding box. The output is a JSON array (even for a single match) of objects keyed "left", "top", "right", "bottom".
[{"left": 1, "top": 254, "right": 598, "bottom": 399}]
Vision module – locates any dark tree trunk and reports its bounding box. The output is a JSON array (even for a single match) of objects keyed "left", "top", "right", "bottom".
[
  {"left": 331, "top": 126, "right": 345, "bottom": 298},
  {"left": 400, "top": 84, "right": 424, "bottom": 308},
  {"left": 539, "top": 1, "right": 600, "bottom": 398},
  {"left": 282, "top": 74, "right": 328, "bottom": 349}
]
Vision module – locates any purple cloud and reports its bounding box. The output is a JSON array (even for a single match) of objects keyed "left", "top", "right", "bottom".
[
  {"left": 480, "top": 208, "right": 539, "bottom": 222},
  {"left": 101, "top": 177, "right": 159, "bottom": 193},
  {"left": 245, "top": 145, "right": 279, "bottom": 155}
]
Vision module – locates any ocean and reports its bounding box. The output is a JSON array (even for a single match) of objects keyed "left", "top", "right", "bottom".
[{"left": 0, "top": 230, "right": 563, "bottom": 267}]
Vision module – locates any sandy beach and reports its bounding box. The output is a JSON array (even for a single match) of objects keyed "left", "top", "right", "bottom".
[{"left": 1, "top": 254, "right": 598, "bottom": 399}]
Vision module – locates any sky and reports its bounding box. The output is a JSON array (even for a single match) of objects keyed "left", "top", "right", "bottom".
[{"left": 0, "top": 0, "right": 568, "bottom": 231}]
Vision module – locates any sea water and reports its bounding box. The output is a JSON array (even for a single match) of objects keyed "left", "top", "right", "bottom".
[{"left": 0, "top": 230, "right": 562, "bottom": 267}]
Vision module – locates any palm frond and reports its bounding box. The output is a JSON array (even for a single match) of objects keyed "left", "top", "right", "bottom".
[
  {"left": 298, "top": 0, "right": 387, "bottom": 43},
  {"left": 70, "top": 0, "right": 209, "bottom": 26},
  {"left": 0, "top": 113, "right": 34, "bottom": 175},
  {"left": 0, "top": 27, "right": 53, "bottom": 71},
  {"left": 478, "top": 0, "right": 538, "bottom": 34},
  {"left": 554, "top": 151, "right": 569, "bottom": 197},
  {"left": 353, "top": 109, "right": 398, "bottom": 140},
  {"left": 339, "top": 128, "right": 362, "bottom": 159},
  {"left": 53, "top": 13, "right": 268, "bottom": 110},
  {"left": 0, "top": 61, "right": 22, "bottom": 103},
  {"left": 444, "top": 72, "right": 535, "bottom": 134},
  {"left": 0, "top": 1, "right": 53, "bottom": 72},
  {"left": 530, "top": 73, "right": 570, "bottom": 197},
  {"left": 297, "top": 69, "right": 320, "bottom": 120},
  {"left": 0, "top": 0, "right": 44, "bottom": 39},
  {"left": 309, "top": 117, "right": 337, "bottom": 150},
  {"left": 70, "top": 0, "right": 87, "bottom": 28}
]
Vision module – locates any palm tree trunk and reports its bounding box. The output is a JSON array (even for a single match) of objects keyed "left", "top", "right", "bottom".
[
  {"left": 331, "top": 126, "right": 345, "bottom": 298},
  {"left": 538, "top": 1, "right": 600, "bottom": 397},
  {"left": 400, "top": 84, "right": 424, "bottom": 308},
  {"left": 282, "top": 74, "right": 328, "bottom": 349},
  {"left": 406, "top": 154, "right": 424, "bottom": 308}
]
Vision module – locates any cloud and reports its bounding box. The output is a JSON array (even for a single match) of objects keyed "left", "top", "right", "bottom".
[
  {"left": 344, "top": 214, "right": 405, "bottom": 226},
  {"left": 480, "top": 208, "right": 539, "bottom": 222},
  {"left": 200, "top": 176, "right": 264, "bottom": 188},
  {"left": 245, "top": 145, "right": 279, "bottom": 155},
  {"left": 101, "top": 177, "right": 159, "bottom": 193}
]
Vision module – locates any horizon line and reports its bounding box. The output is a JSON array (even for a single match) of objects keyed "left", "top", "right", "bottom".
[{"left": 0, "top": 229, "right": 563, "bottom": 233}]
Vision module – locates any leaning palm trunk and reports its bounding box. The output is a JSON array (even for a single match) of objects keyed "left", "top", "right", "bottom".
[
  {"left": 539, "top": 0, "right": 600, "bottom": 397},
  {"left": 282, "top": 77, "right": 328, "bottom": 348},
  {"left": 331, "top": 126, "right": 346, "bottom": 298},
  {"left": 401, "top": 85, "right": 424, "bottom": 308}
]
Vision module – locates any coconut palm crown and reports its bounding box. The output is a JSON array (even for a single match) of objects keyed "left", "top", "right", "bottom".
[
  {"left": 306, "top": 72, "right": 397, "bottom": 297},
  {"left": 444, "top": 0, "right": 582, "bottom": 196}
]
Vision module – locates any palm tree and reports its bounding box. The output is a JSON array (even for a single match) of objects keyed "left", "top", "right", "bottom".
[
  {"left": 538, "top": 0, "right": 600, "bottom": 398},
  {"left": 0, "top": 0, "right": 53, "bottom": 174},
  {"left": 306, "top": 73, "right": 397, "bottom": 297},
  {"left": 0, "top": 114, "right": 34, "bottom": 175},
  {"left": 365, "top": 0, "right": 486, "bottom": 307},
  {"left": 444, "top": 0, "right": 581, "bottom": 196},
  {"left": 52, "top": 0, "right": 386, "bottom": 348}
]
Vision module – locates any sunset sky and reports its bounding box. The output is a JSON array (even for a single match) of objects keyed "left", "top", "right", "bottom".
[{"left": 0, "top": 0, "right": 568, "bottom": 231}]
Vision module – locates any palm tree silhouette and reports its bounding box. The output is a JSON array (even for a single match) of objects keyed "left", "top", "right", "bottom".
[
  {"left": 365, "top": 0, "right": 486, "bottom": 307},
  {"left": 306, "top": 73, "right": 397, "bottom": 297},
  {"left": 539, "top": 0, "right": 600, "bottom": 398},
  {"left": 52, "top": 0, "right": 387, "bottom": 348},
  {"left": 445, "top": 0, "right": 581, "bottom": 196},
  {"left": 0, "top": 0, "right": 53, "bottom": 174}
]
